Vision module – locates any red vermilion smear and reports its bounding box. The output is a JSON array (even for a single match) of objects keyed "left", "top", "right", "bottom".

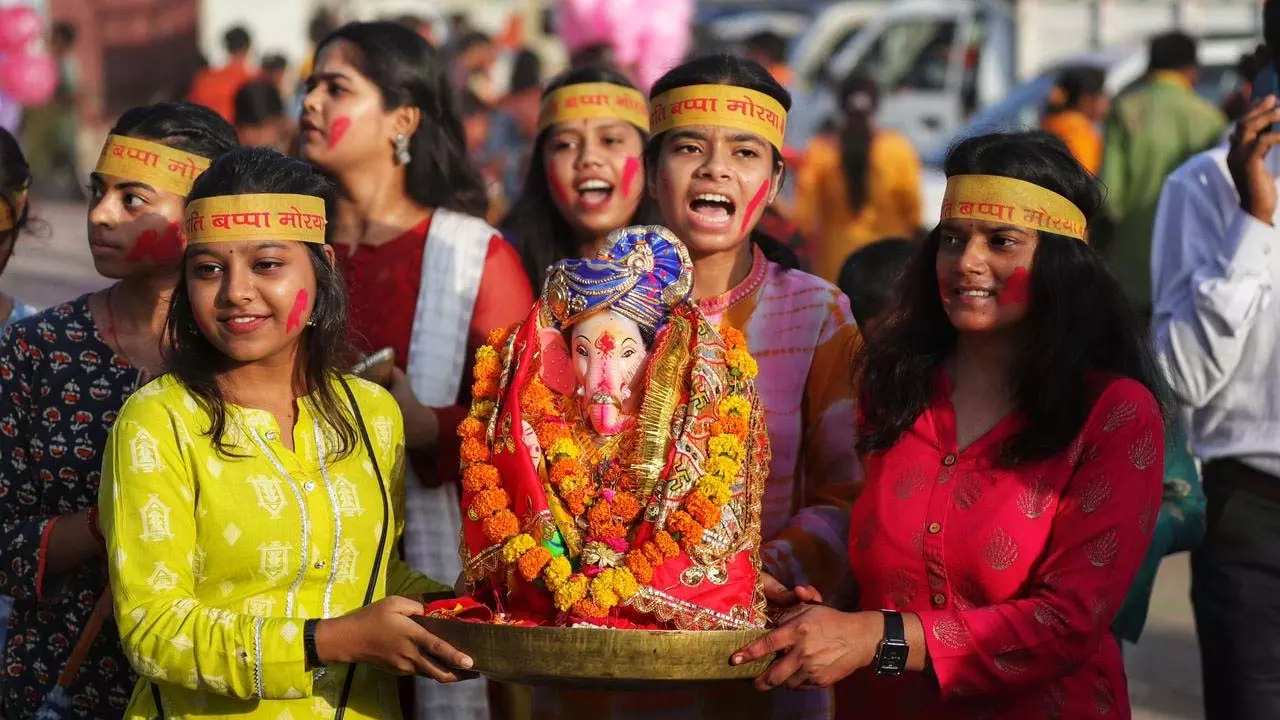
[
  {"left": 286, "top": 289, "right": 310, "bottom": 332},
  {"left": 594, "top": 331, "right": 616, "bottom": 353},
  {"left": 741, "top": 180, "right": 770, "bottom": 233},
  {"left": 126, "top": 222, "right": 185, "bottom": 264},
  {"left": 620, "top": 157, "right": 640, "bottom": 197},
  {"left": 327, "top": 117, "right": 351, "bottom": 150},
  {"left": 998, "top": 267, "right": 1031, "bottom": 306},
  {"left": 547, "top": 166, "right": 573, "bottom": 207}
]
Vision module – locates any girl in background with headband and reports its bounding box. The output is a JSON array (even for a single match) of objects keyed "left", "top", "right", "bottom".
[
  {"left": 0, "top": 101, "right": 237, "bottom": 720},
  {"left": 734, "top": 131, "right": 1166, "bottom": 719},
  {"left": 99, "top": 147, "right": 472, "bottom": 720},
  {"left": 502, "top": 65, "right": 659, "bottom": 290},
  {"left": 0, "top": 127, "right": 37, "bottom": 327},
  {"left": 299, "top": 23, "right": 532, "bottom": 718}
]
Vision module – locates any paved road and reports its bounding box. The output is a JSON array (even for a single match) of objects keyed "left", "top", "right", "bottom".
[{"left": 0, "top": 200, "right": 1208, "bottom": 719}]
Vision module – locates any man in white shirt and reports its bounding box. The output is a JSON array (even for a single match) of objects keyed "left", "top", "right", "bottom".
[{"left": 1150, "top": 4, "right": 1280, "bottom": 716}]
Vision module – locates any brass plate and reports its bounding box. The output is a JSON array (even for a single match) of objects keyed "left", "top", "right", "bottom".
[{"left": 416, "top": 616, "right": 772, "bottom": 690}]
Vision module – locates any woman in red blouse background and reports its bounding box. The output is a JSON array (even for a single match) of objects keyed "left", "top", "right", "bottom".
[
  {"left": 298, "top": 21, "right": 532, "bottom": 720},
  {"left": 734, "top": 131, "right": 1168, "bottom": 719}
]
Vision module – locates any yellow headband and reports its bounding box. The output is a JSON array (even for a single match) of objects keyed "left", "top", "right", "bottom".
[
  {"left": 538, "top": 82, "right": 649, "bottom": 134},
  {"left": 941, "top": 175, "right": 1087, "bottom": 241},
  {"left": 184, "top": 194, "right": 327, "bottom": 245},
  {"left": 649, "top": 84, "right": 787, "bottom": 151},
  {"left": 94, "top": 135, "right": 211, "bottom": 197},
  {"left": 0, "top": 180, "right": 29, "bottom": 232}
]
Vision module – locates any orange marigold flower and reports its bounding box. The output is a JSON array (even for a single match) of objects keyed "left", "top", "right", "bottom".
[
  {"left": 521, "top": 381, "right": 556, "bottom": 416},
  {"left": 536, "top": 421, "right": 571, "bottom": 448},
  {"left": 685, "top": 491, "right": 722, "bottom": 528},
  {"left": 461, "top": 464, "right": 500, "bottom": 493},
  {"left": 654, "top": 530, "right": 681, "bottom": 559},
  {"left": 562, "top": 488, "right": 588, "bottom": 516},
  {"left": 668, "top": 511, "right": 704, "bottom": 550},
  {"left": 718, "top": 414, "right": 749, "bottom": 438},
  {"left": 517, "top": 546, "right": 553, "bottom": 581},
  {"left": 641, "top": 541, "right": 665, "bottom": 566},
  {"left": 473, "top": 356, "right": 502, "bottom": 381},
  {"left": 550, "top": 457, "right": 584, "bottom": 484},
  {"left": 487, "top": 325, "right": 512, "bottom": 348},
  {"left": 457, "top": 416, "right": 485, "bottom": 440},
  {"left": 572, "top": 599, "right": 610, "bottom": 618},
  {"left": 587, "top": 501, "right": 626, "bottom": 538},
  {"left": 472, "top": 377, "right": 501, "bottom": 400},
  {"left": 719, "top": 325, "right": 746, "bottom": 350},
  {"left": 482, "top": 509, "right": 520, "bottom": 544},
  {"left": 612, "top": 492, "right": 642, "bottom": 522},
  {"left": 460, "top": 438, "right": 490, "bottom": 464},
  {"left": 470, "top": 488, "right": 510, "bottom": 520},
  {"left": 626, "top": 553, "right": 654, "bottom": 584}
]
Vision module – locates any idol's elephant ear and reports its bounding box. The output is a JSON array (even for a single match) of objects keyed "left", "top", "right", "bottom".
[{"left": 538, "top": 327, "right": 576, "bottom": 396}]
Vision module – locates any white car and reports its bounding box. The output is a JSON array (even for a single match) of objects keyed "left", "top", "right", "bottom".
[{"left": 918, "top": 37, "right": 1254, "bottom": 226}]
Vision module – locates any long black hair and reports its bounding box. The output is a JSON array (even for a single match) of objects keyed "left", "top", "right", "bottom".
[
  {"left": 502, "top": 65, "right": 659, "bottom": 289},
  {"left": 645, "top": 54, "right": 800, "bottom": 270},
  {"left": 836, "top": 72, "right": 878, "bottom": 214},
  {"left": 317, "top": 21, "right": 487, "bottom": 217},
  {"left": 855, "top": 131, "right": 1167, "bottom": 466},
  {"left": 1045, "top": 66, "right": 1106, "bottom": 114},
  {"left": 0, "top": 127, "right": 32, "bottom": 247},
  {"left": 165, "top": 148, "right": 359, "bottom": 459},
  {"left": 110, "top": 101, "right": 239, "bottom": 162}
]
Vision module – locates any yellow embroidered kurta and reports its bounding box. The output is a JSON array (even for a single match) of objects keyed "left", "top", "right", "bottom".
[{"left": 99, "top": 373, "right": 447, "bottom": 720}]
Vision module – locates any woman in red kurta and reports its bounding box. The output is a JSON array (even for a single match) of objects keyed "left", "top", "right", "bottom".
[
  {"left": 734, "top": 131, "right": 1168, "bottom": 719},
  {"left": 298, "top": 21, "right": 532, "bottom": 720}
]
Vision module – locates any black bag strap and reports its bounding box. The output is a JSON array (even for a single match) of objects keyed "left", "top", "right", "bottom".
[{"left": 334, "top": 375, "right": 391, "bottom": 719}]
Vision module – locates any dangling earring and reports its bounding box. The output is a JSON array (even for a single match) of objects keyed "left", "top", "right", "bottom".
[
  {"left": 394, "top": 134, "right": 411, "bottom": 166},
  {"left": 306, "top": 317, "right": 315, "bottom": 327}
]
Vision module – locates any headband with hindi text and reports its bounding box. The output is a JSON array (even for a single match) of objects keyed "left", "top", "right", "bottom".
[
  {"left": 94, "top": 135, "right": 211, "bottom": 197},
  {"left": 184, "top": 194, "right": 327, "bottom": 245},
  {"left": 649, "top": 84, "right": 787, "bottom": 151},
  {"left": 941, "top": 174, "right": 1087, "bottom": 241},
  {"left": 538, "top": 82, "right": 649, "bottom": 134},
  {"left": 0, "top": 180, "right": 29, "bottom": 232}
]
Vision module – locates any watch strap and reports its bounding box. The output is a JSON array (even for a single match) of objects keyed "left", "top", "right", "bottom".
[
  {"left": 873, "top": 610, "right": 910, "bottom": 676},
  {"left": 303, "top": 618, "right": 324, "bottom": 669},
  {"left": 881, "top": 609, "right": 905, "bottom": 642}
]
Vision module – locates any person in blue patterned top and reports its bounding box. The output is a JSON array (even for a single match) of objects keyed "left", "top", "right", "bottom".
[
  {"left": 0, "top": 103, "right": 237, "bottom": 719},
  {"left": 0, "top": 126, "right": 38, "bottom": 328}
]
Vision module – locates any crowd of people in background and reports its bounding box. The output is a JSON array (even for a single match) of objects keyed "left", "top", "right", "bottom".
[{"left": 1, "top": 2, "right": 1280, "bottom": 720}]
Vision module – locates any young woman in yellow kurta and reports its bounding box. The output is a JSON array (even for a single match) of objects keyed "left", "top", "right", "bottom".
[{"left": 99, "top": 147, "right": 472, "bottom": 719}]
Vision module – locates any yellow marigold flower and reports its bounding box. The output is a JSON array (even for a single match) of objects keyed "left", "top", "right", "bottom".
[
  {"left": 590, "top": 574, "right": 620, "bottom": 609},
  {"left": 707, "top": 455, "right": 740, "bottom": 480},
  {"left": 547, "top": 438, "right": 580, "bottom": 461},
  {"left": 553, "top": 574, "right": 589, "bottom": 611},
  {"left": 475, "top": 344, "right": 500, "bottom": 366},
  {"left": 709, "top": 434, "right": 743, "bottom": 460},
  {"left": 698, "top": 476, "right": 733, "bottom": 506},
  {"left": 717, "top": 395, "right": 751, "bottom": 419},
  {"left": 727, "top": 348, "right": 759, "bottom": 379},
  {"left": 544, "top": 555, "right": 572, "bottom": 590},
  {"left": 612, "top": 568, "right": 640, "bottom": 600},
  {"left": 557, "top": 472, "right": 587, "bottom": 494},
  {"left": 469, "top": 400, "right": 497, "bottom": 420},
  {"left": 502, "top": 534, "right": 537, "bottom": 564}
]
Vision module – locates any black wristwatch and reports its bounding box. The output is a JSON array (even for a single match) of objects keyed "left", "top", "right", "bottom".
[
  {"left": 872, "top": 610, "right": 909, "bottom": 676},
  {"left": 303, "top": 618, "right": 325, "bottom": 669}
]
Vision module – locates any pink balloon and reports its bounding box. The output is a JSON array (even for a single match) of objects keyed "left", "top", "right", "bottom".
[
  {"left": 0, "top": 50, "right": 56, "bottom": 106},
  {"left": 0, "top": 6, "right": 42, "bottom": 54}
]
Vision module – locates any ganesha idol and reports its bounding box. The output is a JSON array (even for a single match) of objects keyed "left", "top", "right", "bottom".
[{"left": 445, "top": 226, "right": 771, "bottom": 630}]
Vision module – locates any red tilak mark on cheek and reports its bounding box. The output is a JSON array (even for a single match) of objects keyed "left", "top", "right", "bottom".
[
  {"left": 998, "top": 267, "right": 1031, "bottom": 306},
  {"left": 327, "top": 117, "right": 351, "bottom": 150},
  {"left": 741, "top": 180, "right": 770, "bottom": 233},
  {"left": 620, "top": 157, "right": 640, "bottom": 197},
  {"left": 286, "top": 289, "right": 310, "bottom": 333},
  {"left": 126, "top": 222, "right": 185, "bottom": 264},
  {"left": 546, "top": 166, "right": 572, "bottom": 207}
]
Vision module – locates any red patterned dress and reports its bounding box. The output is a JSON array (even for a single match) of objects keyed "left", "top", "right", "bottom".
[{"left": 838, "top": 372, "right": 1163, "bottom": 719}]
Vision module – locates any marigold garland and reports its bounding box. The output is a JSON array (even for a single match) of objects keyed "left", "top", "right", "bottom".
[{"left": 461, "top": 320, "right": 761, "bottom": 618}]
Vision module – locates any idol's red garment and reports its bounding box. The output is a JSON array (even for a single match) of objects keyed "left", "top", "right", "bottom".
[
  {"left": 838, "top": 373, "right": 1163, "bottom": 719},
  {"left": 336, "top": 217, "right": 533, "bottom": 486}
]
